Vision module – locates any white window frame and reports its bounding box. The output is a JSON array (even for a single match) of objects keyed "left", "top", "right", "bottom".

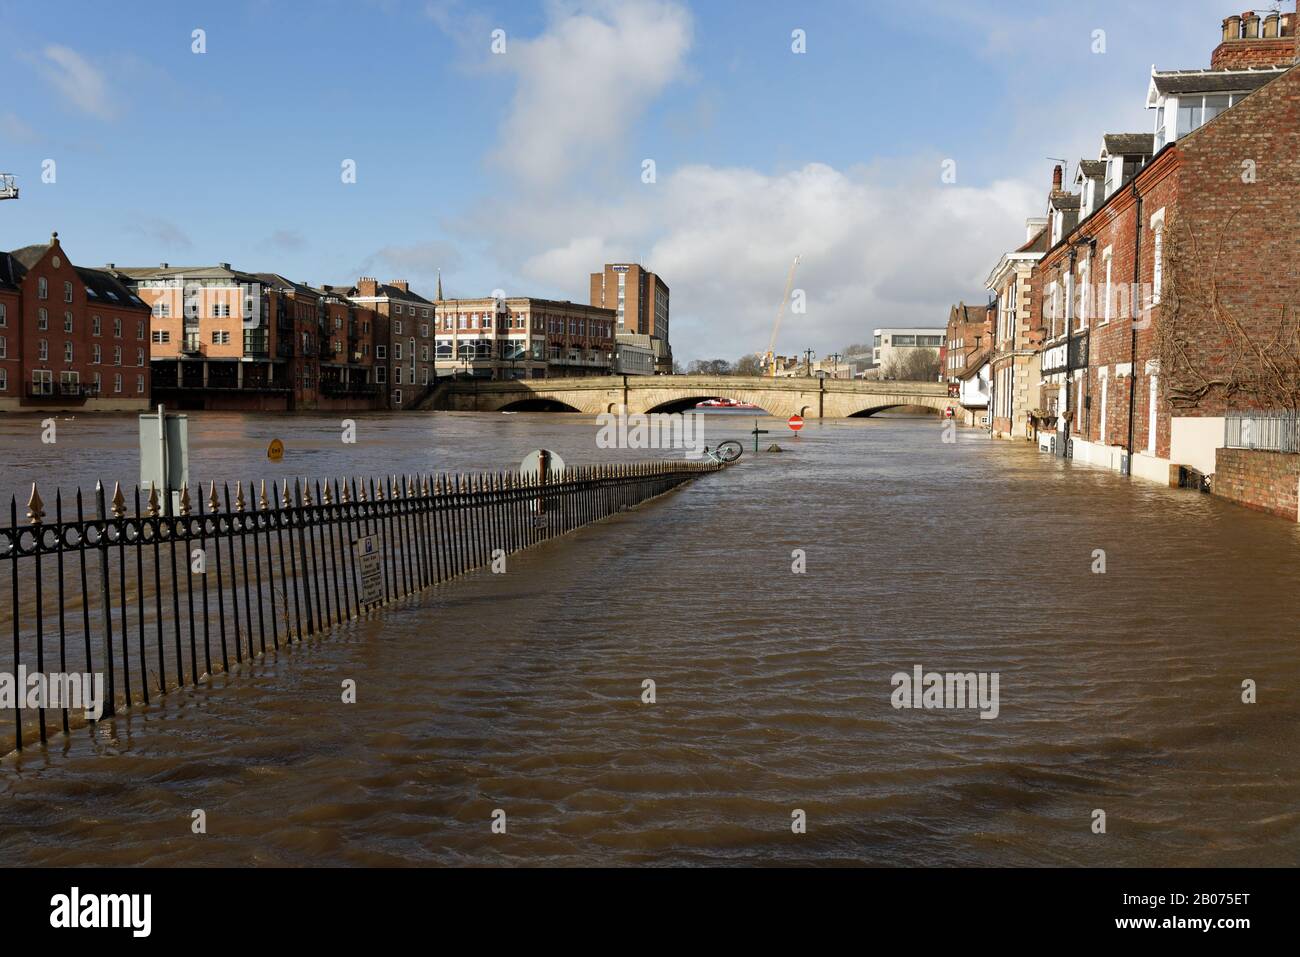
[{"left": 1150, "top": 208, "right": 1166, "bottom": 306}]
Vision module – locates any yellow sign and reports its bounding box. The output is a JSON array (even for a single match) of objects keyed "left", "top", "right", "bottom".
[{"left": 267, "top": 439, "right": 284, "bottom": 462}]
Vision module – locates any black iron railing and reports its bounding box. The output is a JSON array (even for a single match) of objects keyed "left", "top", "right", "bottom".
[{"left": 0, "top": 460, "right": 726, "bottom": 751}]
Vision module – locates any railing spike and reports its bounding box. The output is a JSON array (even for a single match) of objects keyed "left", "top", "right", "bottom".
[
  {"left": 205, "top": 480, "right": 219, "bottom": 513},
  {"left": 234, "top": 482, "right": 246, "bottom": 512},
  {"left": 322, "top": 482, "right": 333, "bottom": 506},
  {"left": 146, "top": 482, "right": 160, "bottom": 517},
  {"left": 179, "top": 484, "right": 192, "bottom": 515},
  {"left": 302, "top": 479, "right": 314, "bottom": 507},
  {"left": 259, "top": 478, "right": 270, "bottom": 510},
  {"left": 340, "top": 479, "right": 352, "bottom": 504},
  {"left": 26, "top": 483, "right": 45, "bottom": 524},
  {"left": 112, "top": 481, "right": 128, "bottom": 518}
]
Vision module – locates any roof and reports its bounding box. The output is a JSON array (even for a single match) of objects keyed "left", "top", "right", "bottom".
[
  {"left": 1077, "top": 160, "right": 1106, "bottom": 179},
  {"left": 1149, "top": 66, "right": 1287, "bottom": 98},
  {"left": 1102, "top": 133, "right": 1154, "bottom": 157},
  {"left": 9, "top": 243, "right": 52, "bottom": 269},
  {"left": 1050, "top": 192, "right": 1081, "bottom": 210},
  {"left": 950, "top": 302, "right": 989, "bottom": 325},
  {"left": 346, "top": 280, "right": 433, "bottom": 304},
  {"left": 1016, "top": 226, "right": 1050, "bottom": 254},
  {"left": 0, "top": 252, "right": 27, "bottom": 291},
  {"left": 116, "top": 263, "right": 263, "bottom": 284},
  {"left": 956, "top": 347, "right": 992, "bottom": 380},
  {"left": 75, "top": 266, "right": 150, "bottom": 311}
]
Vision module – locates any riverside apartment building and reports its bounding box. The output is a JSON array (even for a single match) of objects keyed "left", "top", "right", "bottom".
[{"left": 0, "top": 233, "right": 151, "bottom": 412}]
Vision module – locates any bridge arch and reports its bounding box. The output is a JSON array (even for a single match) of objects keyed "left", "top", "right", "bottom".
[
  {"left": 498, "top": 398, "right": 582, "bottom": 413},
  {"left": 643, "top": 394, "right": 774, "bottom": 415},
  {"left": 847, "top": 402, "right": 946, "bottom": 418}
]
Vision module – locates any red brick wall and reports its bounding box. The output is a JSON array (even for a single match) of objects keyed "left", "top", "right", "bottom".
[
  {"left": 1213, "top": 447, "right": 1300, "bottom": 519},
  {"left": 1168, "top": 66, "right": 1300, "bottom": 419},
  {"left": 1210, "top": 38, "right": 1297, "bottom": 70}
]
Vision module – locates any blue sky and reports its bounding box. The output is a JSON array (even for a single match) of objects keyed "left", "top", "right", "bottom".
[{"left": 0, "top": 0, "right": 1253, "bottom": 362}]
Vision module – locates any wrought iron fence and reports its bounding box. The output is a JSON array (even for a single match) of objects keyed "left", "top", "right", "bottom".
[
  {"left": 0, "top": 459, "right": 725, "bottom": 751},
  {"left": 1224, "top": 413, "right": 1300, "bottom": 454}
]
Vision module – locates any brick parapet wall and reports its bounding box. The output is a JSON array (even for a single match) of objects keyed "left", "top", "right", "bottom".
[{"left": 1212, "top": 447, "right": 1300, "bottom": 520}]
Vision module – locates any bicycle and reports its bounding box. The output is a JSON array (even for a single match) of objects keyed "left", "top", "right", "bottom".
[{"left": 702, "top": 440, "right": 743, "bottom": 464}]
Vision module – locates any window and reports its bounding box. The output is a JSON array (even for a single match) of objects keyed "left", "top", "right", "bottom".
[
  {"left": 394, "top": 305, "right": 403, "bottom": 315},
  {"left": 420, "top": 323, "right": 429, "bottom": 338},
  {"left": 113, "top": 346, "right": 122, "bottom": 365},
  {"left": 114, "top": 373, "right": 123, "bottom": 394},
  {"left": 32, "top": 369, "right": 53, "bottom": 395},
  {"left": 154, "top": 302, "right": 170, "bottom": 317},
  {"left": 0, "top": 369, "right": 6, "bottom": 391},
  {"left": 92, "top": 315, "right": 101, "bottom": 335},
  {"left": 152, "top": 330, "right": 170, "bottom": 343},
  {"left": 137, "top": 320, "right": 145, "bottom": 339},
  {"left": 1078, "top": 261, "right": 1090, "bottom": 329},
  {"left": 1150, "top": 208, "right": 1166, "bottom": 306},
  {"left": 212, "top": 331, "right": 231, "bottom": 344},
  {"left": 37, "top": 308, "right": 48, "bottom": 330},
  {"left": 38, "top": 277, "right": 48, "bottom": 300},
  {"left": 0, "top": 336, "right": 5, "bottom": 358},
  {"left": 137, "top": 375, "right": 145, "bottom": 394},
  {"left": 0, "top": 302, "right": 5, "bottom": 326},
  {"left": 64, "top": 281, "right": 73, "bottom": 303},
  {"left": 376, "top": 366, "right": 386, "bottom": 384},
  {"left": 93, "top": 344, "right": 101, "bottom": 364},
  {"left": 64, "top": 341, "right": 73, "bottom": 362},
  {"left": 38, "top": 339, "right": 49, "bottom": 361},
  {"left": 212, "top": 303, "right": 230, "bottom": 317},
  {"left": 395, "top": 366, "right": 403, "bottom": 385},
  {"left": 137, "top": 348, "right": 145, "bottom": 366},
  {"left": 393, "top": 389, "right": 402, "bottom": 405},
  {"left": 422, "top": 368, "right": 429, "bottom": 386},
  {"left": 64, "top": 311, "right": 73, "bottom": 333},
  {"left": 376, "top": 345, "right": 387, "bottom": 359},
  {"left": 92, "top": 372, "right": 101, "bottom": 392},
  {"left": 113, "top": 317, "right": 122, "bottom": 337},
  {"left": 1102, "top": 250, "right": 1113, "bottom": 323},
  {"left": 458, "top": 314, "right": 467, "bottom": 330},
  {"left": 421, "top": 345, "right": 429, "bottom": 361}
]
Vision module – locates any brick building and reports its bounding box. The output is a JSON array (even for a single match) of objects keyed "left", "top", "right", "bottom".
[
  {"left": 345, "top": 278, "right": 435, "bottom": 408},
  {"left": 985, "top": 221, "right": 1047, "bottom": 440},
  {"left": 1022, "top": 8, "right": 1298, "bottom": 483},
  {"left": 432, "top": 296, "right": 616, "bottom": 380},
  {"left": 0, "top": 233, "right": 151, "bottom": 412},
  {"left": 590, "top": 263, "right": 672, "bottom": 373}
]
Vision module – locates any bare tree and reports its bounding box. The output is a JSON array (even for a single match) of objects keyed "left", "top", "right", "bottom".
[
  {"left": 882, "top": 348, "right": 940, "bottom": 382},
  {"left": 687, "top": 359, "right": 733, "bottom": 376},
  {"left": 734, "top": 353, "right": 763, "bottom": 376}
]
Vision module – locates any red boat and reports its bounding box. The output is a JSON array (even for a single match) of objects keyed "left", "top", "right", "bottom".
[{"left": 696, "top": 398, "right": 761, "bottom": 410}]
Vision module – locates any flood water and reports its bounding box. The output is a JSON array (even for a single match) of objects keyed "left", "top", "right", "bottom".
[{"left": 1, "top": 408, "right": 1298, "bottom": 866}]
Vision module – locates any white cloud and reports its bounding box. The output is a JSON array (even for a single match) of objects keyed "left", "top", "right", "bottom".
[
  {"left": 38, "top": 45, "right": 116, "bottom": 121},
  {"left": 489, "top": 0, "right": 692, "bottom": 189},
  {"left": 460, "top": 159, "right": 1040, "bottom": 364}
]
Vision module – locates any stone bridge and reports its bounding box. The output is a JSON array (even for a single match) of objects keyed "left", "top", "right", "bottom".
[{"left": 424, "top": 375, "right": 954, "bottom": 418}]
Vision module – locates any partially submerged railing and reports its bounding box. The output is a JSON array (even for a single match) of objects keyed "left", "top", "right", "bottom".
[{"left": 0, "top": 460, "right": 724, "bottom": 751}]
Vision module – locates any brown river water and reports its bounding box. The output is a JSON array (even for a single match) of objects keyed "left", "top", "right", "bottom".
[{"left": 0, "top": 408, "right": 1298, "bottom": 866}]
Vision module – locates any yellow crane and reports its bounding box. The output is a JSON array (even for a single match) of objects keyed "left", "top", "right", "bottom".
[{"left": 764, "top": 255, "right": 800, "bottom": 377}]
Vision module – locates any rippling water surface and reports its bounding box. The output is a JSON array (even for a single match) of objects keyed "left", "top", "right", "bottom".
[{"left": 1, "top": 409, "right": 1298, "bottom": 866}]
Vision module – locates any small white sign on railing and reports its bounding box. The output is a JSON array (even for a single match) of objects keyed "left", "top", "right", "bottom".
[{"left": 354, "top": 535, "right": 384, "bottom": 607}]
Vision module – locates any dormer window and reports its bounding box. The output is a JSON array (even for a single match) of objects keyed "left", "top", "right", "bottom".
[{"left": 1051, "top": 210, "right": 1064, "bottom": 245}]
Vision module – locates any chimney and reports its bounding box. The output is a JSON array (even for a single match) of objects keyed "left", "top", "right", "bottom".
[
  {"left": 1025, "top": 217, "right": 1048, "bottom": 242},
  {"left": 219, "top": 262, "right": 231, "bottom": 270},
  {"left": 160, "top": 262, "right": 169, "bottom": 268},
  {"left": 389, "top": 280, "right": 410, "bottom": 293},
  {"left": 1211, "top": 6, "right": 1297, "bottom": 68},
  {"left": 1052, "top": 164, "right": 1064, "bottom": 190},
  {"left": 356, "top": 277, "right": 378, "bottom": 297}
]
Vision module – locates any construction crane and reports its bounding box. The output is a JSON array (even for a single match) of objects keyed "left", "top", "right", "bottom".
[
  {"left": 0, "top": 173, "right": 17, "bottom": 201},
  {"left": 764, "top": 254, "right": 801, "bottom": 377}
]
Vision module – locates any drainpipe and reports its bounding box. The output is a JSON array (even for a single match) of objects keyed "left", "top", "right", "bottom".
[{"left": 1126, "top": 180, "right": 1143, "bottom": 472}]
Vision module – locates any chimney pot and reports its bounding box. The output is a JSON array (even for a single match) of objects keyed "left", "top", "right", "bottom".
[
  {"left": 1263, "top": 12, "right": 1279, "bottom": 38},
  {"left": 1052, "top": 165, "right": 1064, "bottom": 189}
]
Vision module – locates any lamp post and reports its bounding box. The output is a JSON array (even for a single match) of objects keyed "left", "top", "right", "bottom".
[{"left": 803, "top": 348, "right": 816, "bottom": 376}]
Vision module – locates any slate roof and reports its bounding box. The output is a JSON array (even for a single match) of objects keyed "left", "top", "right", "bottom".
[
  {"left": 1077, "top": 160, "right": 1107, "bottom": 179},
  {"left": 1151, "top": 67, "right": 1286, "bottom": 96},
  {"left": 1102, "top": 133, "right": 1155, "bottom": 157},
  {"left": 75, "top": 266, "right": 150, "bottom": 311}
]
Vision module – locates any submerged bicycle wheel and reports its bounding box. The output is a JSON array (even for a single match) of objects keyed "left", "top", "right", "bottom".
[{"left": 714, "top": 440, "right": 743, "bottom": 463}]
